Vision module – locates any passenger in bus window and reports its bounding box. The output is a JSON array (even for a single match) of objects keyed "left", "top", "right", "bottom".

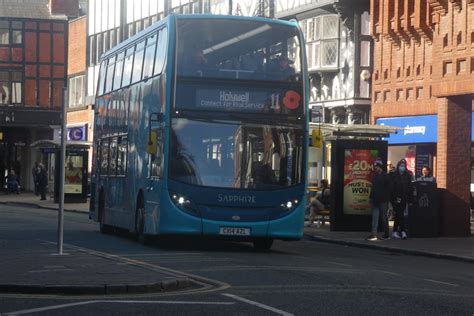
[
  {"left": 268, "top": 55, "right": 295, "bottom": 80},
  {"left": 183, "top": 48, "right": 208, "bottom": 77}
]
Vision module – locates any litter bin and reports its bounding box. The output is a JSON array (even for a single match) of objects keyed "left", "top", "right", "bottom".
[{"left": 408, "top": 180, "right": 439, "bottom": 237}]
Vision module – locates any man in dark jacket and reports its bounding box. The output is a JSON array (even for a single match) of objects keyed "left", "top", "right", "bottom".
[
  {"left": 37, "top": 163, "right": 48, "bottom": 201},
  {"left": 367, "top": 158, "right": 392, "bottom": 241},
  {"left": 390, "top": 158, "right": 414, "bottom": 239}
]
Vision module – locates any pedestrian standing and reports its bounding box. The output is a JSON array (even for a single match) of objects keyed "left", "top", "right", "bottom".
[
  {"left": 367, "top": 158, "right": 392, "bottom": 241},
  {"left": 37, "top": 163, "right": 48, "bottom": 201},
  {"left": 390, "top": 159, "right": 414, "bottom": 239},
  {"left": 417, "top": 165, "right": 436, "bottom": 183},
  {"left": 32, "top": 161, "right": 39, "bottom": 196}
]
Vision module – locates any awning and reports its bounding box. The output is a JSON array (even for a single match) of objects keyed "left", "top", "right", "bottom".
[
  {"left": 30, "top": 139, "right": 92, "bottom": 149},
  {"left": 309, "top": 123, "right": 403, "bottom": 139}
]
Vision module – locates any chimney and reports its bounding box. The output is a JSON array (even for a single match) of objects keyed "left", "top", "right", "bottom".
[{"left": 49, "top": 0, "right": 80, "bottom": 18}]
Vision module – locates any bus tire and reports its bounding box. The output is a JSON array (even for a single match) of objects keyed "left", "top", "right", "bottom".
[
  {"left": 99, "top": 190, "right": 113, "bottom": 234},
  {"left": 253, "top": 238, "right": 273, "bottom": 251},
  {"left": 135, "top": 197, "right": 148, "bottom": 244}
]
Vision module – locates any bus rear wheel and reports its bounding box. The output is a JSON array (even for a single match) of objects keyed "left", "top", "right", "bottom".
[
  {"left": 135, "top": 203, "right": 148, "bottom": 245},
  {"left": 253, "top": 238, "right": 273, "bottom": 251},
  {"left": 99, "top": 193, "right": 113, "bottom": 234}
]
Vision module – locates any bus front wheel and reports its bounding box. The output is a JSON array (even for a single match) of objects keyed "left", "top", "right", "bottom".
[{"left": 253, "top": 238, "right": 273, "bottom": 251}]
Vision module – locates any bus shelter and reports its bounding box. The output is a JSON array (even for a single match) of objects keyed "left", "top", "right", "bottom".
[
  {"left": 30, "top": 140, "right": 90, "bottom": 203},
  {"left": 308, "top": 123, "right": 401, "bottom": 231}
]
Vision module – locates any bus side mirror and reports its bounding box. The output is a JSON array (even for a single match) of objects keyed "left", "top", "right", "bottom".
[{"left": 147, "top": 130, "right": 158, "bottom": 155}]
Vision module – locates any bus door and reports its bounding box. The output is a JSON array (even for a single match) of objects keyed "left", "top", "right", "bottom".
[{"left": 144, "top": 121, "right": 165, "bottom": 234}]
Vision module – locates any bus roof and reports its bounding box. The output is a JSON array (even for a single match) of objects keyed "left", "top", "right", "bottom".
[{"left": 101, "top": 14, "right": 299, "bottom": 60}]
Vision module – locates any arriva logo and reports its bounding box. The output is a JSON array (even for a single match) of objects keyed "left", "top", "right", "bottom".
[{"left": 217, "top": 194, "right": 256, "bottom": 203}]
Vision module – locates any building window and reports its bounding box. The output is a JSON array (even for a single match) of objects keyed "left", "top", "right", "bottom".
[
  {"left": 0, "top": 71, "right": 22, "bottom": 105},
  {"left": 69, "top": 75, "right": 84, "bottom": 107},
  {"left": 416, "top": 87, "right": 423, "bottom": 99},
  {"left": 396, "top": 89, "right": 403, "bottom": 101},
  {"left": 457, "top": 59, "right": 466, "bottom": 73},
  {"left": 305, "top": 15, "right": 339, "bottom": 70},
  {"left": 0, "top": 21, "right": 9, "bottom": 44}
]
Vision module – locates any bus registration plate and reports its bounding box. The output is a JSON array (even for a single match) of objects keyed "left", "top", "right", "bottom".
[{"left": 219, "top": 227, "right": 251, "bottom": 236}]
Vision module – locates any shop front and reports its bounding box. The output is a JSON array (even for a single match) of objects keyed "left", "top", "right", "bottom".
[{"left": 376, "top": 115, "right": 438, "bottom": 178}]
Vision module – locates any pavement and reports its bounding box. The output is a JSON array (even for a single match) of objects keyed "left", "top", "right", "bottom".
[{"left": 0, "top": 191, "right": 473, "bottom": 296}]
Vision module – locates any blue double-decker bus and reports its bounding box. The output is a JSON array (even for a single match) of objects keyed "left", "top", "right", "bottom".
[{"left": 90, "top": 14, "right": 308, "bottom": 250}]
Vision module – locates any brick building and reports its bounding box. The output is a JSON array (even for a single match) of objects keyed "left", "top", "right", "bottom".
[
  {"left": 67, "top": 15, "right": 91, "bottom": 171},
  {"left": 0, "top": 0, "right": 79, "bottom": 191},
  {"left": 371, "top": 0, "right": 473, "bottom": 236}
]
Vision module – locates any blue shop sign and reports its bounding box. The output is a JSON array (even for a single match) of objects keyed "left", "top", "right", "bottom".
[{"left": 376, "top": 115, "right": 438, "bottom": 144}]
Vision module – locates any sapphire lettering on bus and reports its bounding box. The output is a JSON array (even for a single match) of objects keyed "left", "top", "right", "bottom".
[{"left": 217, "top": 194, "right": 256, "bottom": 204}]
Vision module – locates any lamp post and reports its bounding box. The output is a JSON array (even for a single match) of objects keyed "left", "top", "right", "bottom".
[{"left": 57, "top": 88, "right": 67, "bottom": 255}]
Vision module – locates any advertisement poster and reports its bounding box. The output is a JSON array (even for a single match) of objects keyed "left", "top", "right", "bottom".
[
  {"left": 64, "top": 156, "right": 83, "bottom": 194},
  {"left": 343, "top": 149, "right": 379, "bottom": 215}
]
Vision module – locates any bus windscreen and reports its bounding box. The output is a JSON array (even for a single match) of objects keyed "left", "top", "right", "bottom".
[
  {"left": 169, "top": 118, "right": 304, "bottom": 189},
  {"left": 177, "top": 19, "right": 302, "bottom": 82}
]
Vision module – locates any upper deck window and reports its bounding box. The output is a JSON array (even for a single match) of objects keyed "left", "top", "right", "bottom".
[{"left": 177, "top": 19, "right": 302, "bottom": 82}]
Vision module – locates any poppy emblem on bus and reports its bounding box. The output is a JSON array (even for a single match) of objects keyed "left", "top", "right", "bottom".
[
  {"left": 232, "top": 215, "right": 240, "bottom": 221},
  {"left": 282, "top": 90, "right": 301, "bottom": 110}
]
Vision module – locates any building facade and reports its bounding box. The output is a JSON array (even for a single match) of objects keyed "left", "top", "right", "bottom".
[
  {"left": 371, "top": 0, "right": 473, "bottom": 236},
  {"left": 0, "top": 0, "right": 78, "bottom": 190},
  {"left": 275, "top": 0, "right": 372, "bottom": 125}
]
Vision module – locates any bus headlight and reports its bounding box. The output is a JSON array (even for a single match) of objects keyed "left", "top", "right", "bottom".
[
  {"left": 170, "top": 192, "right": 198, "bottom": 214},
  {"left": 280, "top": 199, "right": 300, "bottom": 210}
]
